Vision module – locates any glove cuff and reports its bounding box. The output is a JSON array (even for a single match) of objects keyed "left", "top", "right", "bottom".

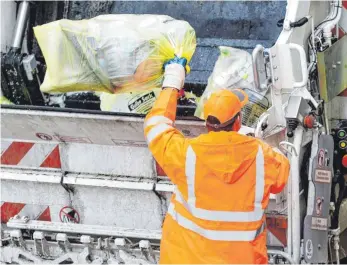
[{"left": 162, "top": 75, "right": 183, "bottom": 90}]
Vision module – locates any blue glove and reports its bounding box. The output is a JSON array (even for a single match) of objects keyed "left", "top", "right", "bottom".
[{"left": 163, "top": 56, "right": 187, "bottom": 70}]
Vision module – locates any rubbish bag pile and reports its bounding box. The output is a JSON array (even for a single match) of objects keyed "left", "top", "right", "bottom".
[
  {"left": 34, "top": 14, "right": 269, "bottom": 121},
  {"left": 34, "top": 14, "right": 196, "bottom": 94},
  {"left": 194, "top": 46, "right": 270, "bottom": 127}
]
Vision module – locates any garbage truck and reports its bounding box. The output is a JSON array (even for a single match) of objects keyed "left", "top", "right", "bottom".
[{"left": 1, "top": 0, "right": 347, "bottom": 264}]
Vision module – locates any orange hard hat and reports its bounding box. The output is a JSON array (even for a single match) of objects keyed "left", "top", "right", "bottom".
[{"left": 203, "top": 89, "right": 249, "bottom": 128}]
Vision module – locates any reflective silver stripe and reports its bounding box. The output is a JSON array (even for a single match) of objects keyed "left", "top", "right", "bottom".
[
  {"left": 174, "top": 189, "right": 263, "bottom": 222},
  {"left": 179, "top": 145, "right": 265, "bottom": 222},
  {"left": 144, "top": 116, "right": 173, "bottom": 129},
  {"left": 254, "top": 146, "right": 265, "bottom": 210},
  {"left": 168, "top": 203, "right": 264, "bottom": 241},
  {"left": 186, "top": 146, "right": 196, "bottom": 205},
  {"left": 146, "top": 123, "right": 172, "bottom": 145}
]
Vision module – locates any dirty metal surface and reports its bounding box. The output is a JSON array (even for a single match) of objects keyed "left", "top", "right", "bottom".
[
  {"left": 7, "top": 219, "right": 162, "bottom": 240},
  {"left": 0, "top": 108, "right": 204, "bottom": 175},
  {"left": 1, "top": 171, "right": 166, "bottom": 229},
  {"left": 1, "top": 228, "right": 160, "bottom": 264},
  {"left": 1, "top": 108, "right": 253, "bottom": 175},
  {"left": 60, "top": 143, "right": 155, "bottom": 177},
  {"left": 326, "top": 96, "right": 347, "bottom": 129},
  {"left": 317, "top": 35, "right": 347, "bottom": 102},
  {"left": 0, "top": 108, "right": 205, "bottom": 145}
]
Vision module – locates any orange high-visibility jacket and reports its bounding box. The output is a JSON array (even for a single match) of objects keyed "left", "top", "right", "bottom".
[{"left": 144, "top": 88, "right": 290, "bottom": 264}]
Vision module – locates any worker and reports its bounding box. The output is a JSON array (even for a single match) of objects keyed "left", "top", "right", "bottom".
[{"left": 144, "top": 57, "right": 290, "bottom": 264}]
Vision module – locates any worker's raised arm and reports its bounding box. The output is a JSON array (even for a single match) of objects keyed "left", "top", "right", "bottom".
[
  {"left": 144, "top": 60, "right": 187, "bottom": 185},
  {"left": 260, "top": 142, "right": 290, "bottom": 194}
]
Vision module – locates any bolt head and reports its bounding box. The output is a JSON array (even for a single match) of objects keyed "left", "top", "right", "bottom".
[
  {"left": 139, "top": 240, "right": 151, "bottom": 249},
  {"left": 56, "top": 233, "right": 68, "bottom": 242},
  {"left": 80, "top": 235, "right": 93, "bottom": 244},
  {"left": 33, "top": 231, "right": 45, "bottom": 240},
  {"left": 114, "top": 238, "right": 126, "bottom": 246},
  {"left": 283, "top": 19, "right": 291, "bottom": 31}
]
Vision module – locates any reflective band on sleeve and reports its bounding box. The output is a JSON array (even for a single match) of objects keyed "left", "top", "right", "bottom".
[
  {"left": 144, "top": 116, "right": 173, "bottom": 129},
  {"left": 146, "top": 123, "right": 172, "bottom": 145},
  {"left": 179, "top": 145, "right": 265, "bottom": 222},
  {"left": 168, "top": 203, "right": 264, "bottom": 241}
]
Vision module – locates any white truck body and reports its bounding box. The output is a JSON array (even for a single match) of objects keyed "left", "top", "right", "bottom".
[{"left": 1, "top": 0, "right": 347, "bottom": 264}]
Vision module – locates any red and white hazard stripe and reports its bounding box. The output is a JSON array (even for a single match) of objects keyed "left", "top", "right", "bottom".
[
  {"left": 266, "top": 215, "right": 287, "bottom": 247},
  {"left": 0, "top": 201, "right": 51, "bottom": 223},
  {"left": 1, "top": 141, "right": 61, "bottom": 168}
]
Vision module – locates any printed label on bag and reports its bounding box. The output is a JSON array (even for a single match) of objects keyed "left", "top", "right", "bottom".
[{"left": 128, "top": 91, "right": 156, "bottom": 113}]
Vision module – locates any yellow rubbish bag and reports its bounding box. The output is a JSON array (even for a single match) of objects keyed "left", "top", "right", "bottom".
[
  {"left": 0, "top": 96, "right": 13, "bottom": 105},
  {"left": 34, "top": 14, "right": 196, "bottom": 94}
]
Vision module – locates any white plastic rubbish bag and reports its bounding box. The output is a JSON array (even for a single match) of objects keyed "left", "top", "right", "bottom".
[{"left": 195, "top": 46, "right": 270, "bottom": 127}]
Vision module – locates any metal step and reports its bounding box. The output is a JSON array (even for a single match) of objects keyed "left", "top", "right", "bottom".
[{"left": 7, "top": 217, "right": 161, "bottom": 240}]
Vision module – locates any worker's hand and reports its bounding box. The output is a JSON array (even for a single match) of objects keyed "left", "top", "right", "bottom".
[{"left": 162, "top": 57, "right": 187, "bottom": 90}]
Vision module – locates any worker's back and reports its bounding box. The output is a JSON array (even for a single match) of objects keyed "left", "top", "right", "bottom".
[
  {"left": 144, "top": 88, "right": 289, "bottom": 264},
  {"left": 159, "top": 130, "right": 289, "bottom": 264}
]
